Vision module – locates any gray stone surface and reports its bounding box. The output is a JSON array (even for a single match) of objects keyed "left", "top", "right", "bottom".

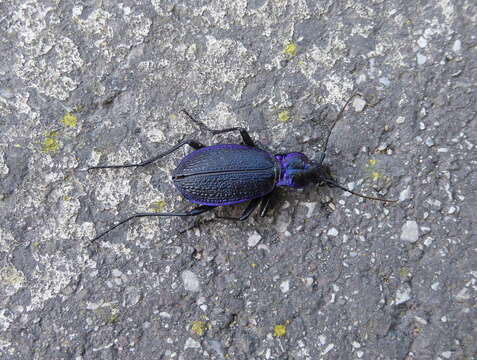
[{"left": 1, "top": 0, "right": 476, "bottom": 359}]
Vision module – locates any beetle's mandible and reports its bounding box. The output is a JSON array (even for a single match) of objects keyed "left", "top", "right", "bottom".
[{"left": 88, "top": 94, "right": 396, "bottom": 242}]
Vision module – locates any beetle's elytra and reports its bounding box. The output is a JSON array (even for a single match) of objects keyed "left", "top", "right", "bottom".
[{"left": 88, "top": 94, "right": 396, "bottom": 242}]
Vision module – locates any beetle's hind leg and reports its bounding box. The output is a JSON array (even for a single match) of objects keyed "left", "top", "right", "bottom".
[
  {"left": 90, "top": 205, "right": 216, "bottom": 243},
  {"left": 181, "top": 109, "right": 255, "bottom": 147},
  {"left": 88, "top": 139, "right": 205, "bottom": 171}
]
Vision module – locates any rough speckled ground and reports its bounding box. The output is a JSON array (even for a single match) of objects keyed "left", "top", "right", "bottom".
[{"left": 1, "top": 0, "right": 476, "bottom": 359}]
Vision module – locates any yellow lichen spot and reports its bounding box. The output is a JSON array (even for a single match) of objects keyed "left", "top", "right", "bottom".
[
  {"left": 399, "top": 267, "right": 410, "bottom": 278},
  {"left": 278, "top": 110, "right": 290, "bottom": 122},
  {"left": 150, "top": 200, "right": 166, "bottom": 213},
  {"left": 170, "top": 114, "right": 177, "bottom": 121},
  {"left": 191, "top": 320, "right": 207, "bottom": 336},
  {"left": 41, "top": 131, "right": 60, "bottom": 153},
  {"left": 368, "top": 159, "right": 377, "bottom": 167},
  {"left": 283, "top": 42, "right": 297, "bottom": 57},
  {"left": 274, "top": 324, "right": 286, "bottom": 337},
  {"left": 371, "top": 171, "right": 382, "bottom": 181},
  {"left": 251, "top": 263, "right": 257, "bottom": 268},
  {"left": 61, "top": 113, "right": 77, "bottom": 127}
]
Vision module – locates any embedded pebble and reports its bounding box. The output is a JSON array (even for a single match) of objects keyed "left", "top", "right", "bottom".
[
  {"left": 181, "top": 270, "right": 200, "bottom": 292},
  {"left": 441, "top": 351, "right": 452, "bottom": 359},
  {"left": 302, "top": 202, "right": 317, "bottom": 218},
  {"left": 417, "top": 53, "right": 427, "bottom": 65},
  {"left": 399, "top": 186, "right": 411, "bottom": 201},
  {"left": 401, "top": 221, "right": 419, "bottom": 242},
  {"left": 396, "top": 116, "right": 405, "bottom": 124},
  {"left": 417, "top": 36, "right": 427, "bottom": 48},
  {"left": 184, "top": 337, "right": 201, "bottom": 349},
  {"left": 327, "top": 227, "right": 339, "bottom": 237},
  {"left": 352, "top": 97, "right": 366, "bottom": 112},
  {"left": 247, "top": 231, "right": 262, "bottom": 247},
  {"left": 395, "top": 284, "right": 411, "bottom": 304},
  {"left": 425, "top": 137, "right": 434, "bottom": 147},
  {"left": 452, "top": 39, "right": 461, "bottom": 53},
  {"left": 280, "top": 280, "right": 290, "bottom": 293}
]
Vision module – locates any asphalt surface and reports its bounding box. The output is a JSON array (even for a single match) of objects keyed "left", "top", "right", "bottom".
[{"left": 0, "top": 1, "right": 476, "bottom": 359}]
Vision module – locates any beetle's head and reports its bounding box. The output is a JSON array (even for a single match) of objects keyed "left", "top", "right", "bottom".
[
  {"left": 275, "top": 153, "right": 334, "bottom": 188},
  {"left": 275, "top": 152, "right": 396, "bottom": 203}
]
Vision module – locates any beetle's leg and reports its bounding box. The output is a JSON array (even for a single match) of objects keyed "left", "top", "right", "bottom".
[
  {"left": 259, "top": 192, "right": 274, "bottom": 217},
  {"left": 216, "top": 198, "right": 261, "bottom": 221},
  {"left": 90, "top": 205, "right": 215, "bottom": 242},
  {"left": 181, "top": 110, "right": 255, "bottom": 147},
  {"left": 88, "top": 139, "right": 204, "bottom": 171}
]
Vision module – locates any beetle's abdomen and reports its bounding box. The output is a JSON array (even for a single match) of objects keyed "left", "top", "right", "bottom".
[{"left": 172, "top": 145, "right": 279, "bottom": 206}]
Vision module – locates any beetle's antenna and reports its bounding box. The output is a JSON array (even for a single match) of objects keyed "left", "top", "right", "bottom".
[
  {"left": 325, "top": 179, "right": 397, "bottom": 203},
  {"left": 319, "top": 93, "right": 362, "bottom": 164}
]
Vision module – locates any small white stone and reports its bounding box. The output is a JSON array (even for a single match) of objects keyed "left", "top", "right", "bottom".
[
  {"left": 181, "top": 270, "right": 200, "bottom": 292},
  {"left": 399, "top": 186, "right": 412, "bottom": 201},
  {"left": 455, "top": 287, "right": 470, "bottom": 300},
  {"left": 417, "top": 36, "right": 427, "bottom": 48},
  {"left": 441, "top": 316, "right": 447, "bottom": 322},
  {"left": 441, "top": 351, "right": 452, "bottom": 359},
  {"left": 356, "top": 73, "right": 367, "bottom": 84},
  {"left": 396, "top": 116, "right": 405, "bottom": 124},
  {"left": 437, "top": 147, "right": 449, "bottom": 153},
  {"left": 427, "top": 199, "right": 442, "bottom": 208},
  {"left": 322, "top": 344, "right": 334, "bottom": 355},
  {"left": 379, "top": 77, "right": 390, "bottom": 86},
  {"left": 447, "top": 206, "right": 457, "bottom": 214},
  {"left": 401, "top": 221, "right": 419, "bottom": 242},
  {"left": 247, "top": 231, "right": 262, "bottom": 247},
  {"left": 353, "top": 97, "right": 367, "bottom": 112},
  {"left": 304, "top": 277, "right": 314, "bottom": 287},
  {"left": 395, "top": 284, "right": 411, "bottom": 304},
  {"left": 452, "top": 39, "right": 461, "bottom": 53},
  {"left": 327, "top": 227, "right": 339, "bottom": 237},
  {"left": 419, "top": 122, "right": 426, "bottom": 130},
  {"left": 280, "top": 280, "right": 290, "bottom": 293},
  {"left": 420, "top": 226, "right": 431, "bottom": 234},
  {"left": 303, "top": 202, "right": 317, "bottom": 218},
  {"left": 318, "top": 335, "right": 326, "bottom": 345},
  {"left": 431, "top": 282, "right": 440, "bottom": 290},
  {"left": 417, "top": 53, "right": 427, "bottom": 65},
  {"left": 184, "top": 337, "right": 201, "bottom": 349},
  {"left": 352, "top": 341, "right": 361, "bottom": 349},
  {"left": 414, "top": 316, "right": 428, "bottom": 325},
  {"left": 423, "top": 237, "right": 434, "bottom": 246},
  {"left": 112, "top": 269, "right": 123, "bottom": 277},
  {"left": 425, "top": 137, "right": 434, "bottom": 147},
  {"left": 357, "top": 350, "right": 364, "bottom": 358}
]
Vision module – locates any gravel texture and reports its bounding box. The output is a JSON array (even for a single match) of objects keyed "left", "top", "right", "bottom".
[{"left": 1, "top": 1, "right": 476, "bottom": 359}]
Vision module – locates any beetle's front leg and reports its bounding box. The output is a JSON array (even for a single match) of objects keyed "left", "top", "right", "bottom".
[{"left": 181, "top": 109, "right": 255, "bottom": 147}]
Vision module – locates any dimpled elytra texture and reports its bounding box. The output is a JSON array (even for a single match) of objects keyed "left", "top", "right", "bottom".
[{"left": 173, "top": 145, "right": 279, "bottom": 205}]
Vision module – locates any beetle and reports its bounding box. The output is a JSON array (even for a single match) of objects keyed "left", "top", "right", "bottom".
[{"left": 88, "top": 94, "right": 395, "bottom": 242}]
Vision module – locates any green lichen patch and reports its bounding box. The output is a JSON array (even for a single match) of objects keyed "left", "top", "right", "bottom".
[
  {"left": 278, "top": 110, "right": 290, "bottom": 122},
  {"left": 150, "top": 200, "right": 167, "bottom": 212},
  {"left": 61, "top": 112, "right": 78, "bottom": 127},
  {"left": 283, "top": 42, "right": 297, "bottom": 56},
  {"left": 366, "top": 159, "right": 382, "bottom": 181},
  {"left": 274, "top": 324, "right": 287, "bottom": 337},
  {"left": 191, "top": 320, "right": 207, "bottom": 336},
  {"left": 41, "top": 131, "right": 61, "bottom": 153}
]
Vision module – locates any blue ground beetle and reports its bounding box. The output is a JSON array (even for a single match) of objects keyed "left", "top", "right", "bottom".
[{"left": 88, "top": 94, "right": 395, "bottom": 242}]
